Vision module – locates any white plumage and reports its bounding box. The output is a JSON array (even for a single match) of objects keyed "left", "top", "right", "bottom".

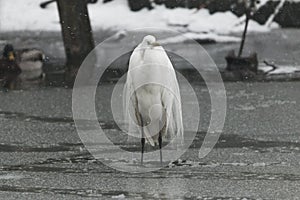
[{"left": 123, "top": 35, "right": 183, "bottom": 164}]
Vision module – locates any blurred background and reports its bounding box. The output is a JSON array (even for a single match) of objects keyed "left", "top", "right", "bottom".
[
  {"left": 1, "top": 0, "right": 300, "bottom": 86},
  {"left": 0, "top": 1, "right": 300, "bottom": 199}
]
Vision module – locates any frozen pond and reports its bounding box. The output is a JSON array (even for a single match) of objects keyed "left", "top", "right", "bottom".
[
  {"left": 0, "top": 28, "right": 300, "bottom": 199},
  {"left": 0, "top": 81, "right": 299, "bottom": 199}
]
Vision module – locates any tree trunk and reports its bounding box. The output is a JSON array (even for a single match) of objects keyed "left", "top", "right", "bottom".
[
  {"left": 56, "top": 0, "right": 95, "bottom": 85},
  {"left": 127, "top": 0, "right": 152, "bottom": 11}
]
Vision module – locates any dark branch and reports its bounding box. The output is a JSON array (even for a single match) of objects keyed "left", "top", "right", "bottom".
[
  {"left": 40, "top": 0, "right": 55, "bottom": 8},
  {"left": 263, "top": 60, "right": 278, "bottom": 74}
]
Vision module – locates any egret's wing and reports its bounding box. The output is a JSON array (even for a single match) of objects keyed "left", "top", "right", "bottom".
[
  {"left": 161, "top": 67, "right": 184, "bottom": 142},
  {"left": 123, "top": 45, "right": 150, "bottom": 144},
  {"left": 123, "top": 71, "right": 139, "bottom": 143},
  {"left": 158, "top": 47, "right": 184, "bottom": 142}
]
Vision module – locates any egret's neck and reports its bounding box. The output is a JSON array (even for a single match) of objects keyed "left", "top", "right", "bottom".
[
  {"left": 139, "top": 41, "right": 148, "bottom": 48},
  {"left": 137, "top": 42, "right": 149, "bottom": 60}
]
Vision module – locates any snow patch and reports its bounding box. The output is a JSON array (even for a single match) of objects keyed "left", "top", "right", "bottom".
[
  {"left": 0, "top": 0, "right": 60, "bottom": 31},
  {"left": 260, "top": 65, "right": 300, "bottom": 74},
  {"left": 234, "top": 105, "right": 256, "bottom": 111},
  {"left": 0, "top": 174, "right": 23, "bottom": 180},
  {"left": 112, "top": 194, "right": 126, "bottom": 199},
  {"left": 253, "top": 162, "right": 267, "bottom": 167},
  {"left": 159, "top": 32, "right": 240, "bottom": 44}
]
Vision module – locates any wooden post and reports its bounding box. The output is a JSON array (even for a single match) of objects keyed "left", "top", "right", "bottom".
[{"left": 56, "top": 0, "right": 95, "bottom": 85}]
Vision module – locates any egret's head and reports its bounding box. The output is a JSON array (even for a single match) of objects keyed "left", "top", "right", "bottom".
[
  {"left": 3, "top": 44, "right": 15, "bottom": 61},
  {"left": 142, "top": 35, "right": 160, "bottom": 47}
]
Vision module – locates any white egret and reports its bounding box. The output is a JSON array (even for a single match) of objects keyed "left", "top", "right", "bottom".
[{"left": 123, "top": 35, "right": 183, "bottom": 165}]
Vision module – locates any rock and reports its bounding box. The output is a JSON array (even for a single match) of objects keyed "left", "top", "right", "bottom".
[
  {"left": 253, "top": 1, "right": 280, "bottom": 24},
  {"left": 127, "top": 0, "right": 152, "bottom": 11},
  {"left": 225, "top": 50, "right": 258, "bottom": 80},
  {"left": 274, "top": 1, "right": 300, "bottom": 27}
]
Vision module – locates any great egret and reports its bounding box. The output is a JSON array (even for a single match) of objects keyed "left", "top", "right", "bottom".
[{"left": 123, "top": 35, "right": 183, "bottom": 165}]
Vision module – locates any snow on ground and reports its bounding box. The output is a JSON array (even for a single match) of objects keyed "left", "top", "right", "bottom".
[
  {"left": 260, "top": 65, "right": 300, "bottom": 74},
  {"left": 90, "top": 1, "right": 279, "bottom": 35},
  {"left": 111, "top": 194, "right": 126, "bottom": 199},
  {"left": 0, "top": 0, "right": 279, "bottom": 43},
  {"left": 159, "top": 32, "right": 240, "bottom": 44},
  {"left": 0, "top": 174, "right": 23, "bottom": 180},
  {"left": 0, "top": 0, "right": 60, "bottom": 31}
]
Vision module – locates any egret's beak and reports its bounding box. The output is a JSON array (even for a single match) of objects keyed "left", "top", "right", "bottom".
[
  {"left": 8, "top": 52, "right": 15, "bottom": 61},
  {"left": 151, "top": 42, "right": 160, "bottom": 47}
]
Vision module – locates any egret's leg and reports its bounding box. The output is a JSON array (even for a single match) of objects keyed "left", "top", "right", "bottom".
[
  {"left": 141, "top": 137, "right": 145, "bottom": 165},
  {"left": 140, "top": 116, "right": 145, "bottom": 165},
  {"left": 158, "top": 109, "right": 167, "bottom": 166},
  {"left": 134, "top": 101, "right": 145, "bottom": 165},
  {"left": 158, "top": 131, "right": 162, "bottom": 165}
]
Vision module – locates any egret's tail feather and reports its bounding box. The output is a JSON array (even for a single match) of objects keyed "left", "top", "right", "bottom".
[
  {"left": 146, "top": 137, "right": 155, "bottom": 146},
  {"left": 144, "top": 128, "right": 155, "bottom": 146}
]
